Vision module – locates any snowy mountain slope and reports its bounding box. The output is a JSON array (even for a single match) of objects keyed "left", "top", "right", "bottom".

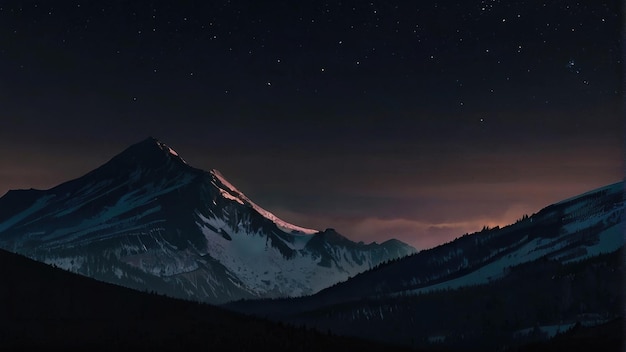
[
  {"left": 314, "top": 181, "right": 624, "bottom": 301},
  {"left": 226, "top": 181, "right": 624, "bottom": 350},
  {"left": 0, "top": 137, "right": 415, "bottom": 304}
]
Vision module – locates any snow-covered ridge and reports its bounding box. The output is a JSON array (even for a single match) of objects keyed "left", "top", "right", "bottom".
[
  {"left": 148, "top": 137, "right": 315, "bottom": 235},
  {"left": 555, "top": 181, "right": 623, "bottom": 205},
  {"left": 154, "top": 139, "right": 187, "bottom": 164},
  {"left": 391, "top": 181, "right": 624, "bottom": 297},
  {"left": 210, "top": 169, "right": 318, "bottom": 235}
]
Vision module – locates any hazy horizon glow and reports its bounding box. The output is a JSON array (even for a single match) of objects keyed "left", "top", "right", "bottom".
[{"left": 0, "top": 145, "right": 621, "bottom": 249}]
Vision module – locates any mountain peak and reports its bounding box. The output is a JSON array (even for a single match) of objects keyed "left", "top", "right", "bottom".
[
  {"left": 106, "top": 137, "right": 189, "bottom": 171},
  {"left": 140, "top": 136, "right": 186, "bottom": 160}
]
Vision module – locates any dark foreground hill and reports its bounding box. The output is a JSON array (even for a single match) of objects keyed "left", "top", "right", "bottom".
[
  {"left": 512, "top": 318, "right": 623, "bottom": 352},
  {"left": 0, "top": 247, "right": 413, "bottom": 352}
]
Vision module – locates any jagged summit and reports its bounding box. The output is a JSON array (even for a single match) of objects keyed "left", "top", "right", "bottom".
[
  {"left": 105, "top": 137, "right": 189, "bottom": 169},
  {"left": 61, "top": 137, "right": 197, "bottom": 187}
]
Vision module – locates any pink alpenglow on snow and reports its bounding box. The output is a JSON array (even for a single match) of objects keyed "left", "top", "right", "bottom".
[{"left": 211, "top": 169, "right": 318, "bottom": 235}]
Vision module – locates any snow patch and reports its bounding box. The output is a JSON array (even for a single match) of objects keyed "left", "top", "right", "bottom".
[
  {"left": 219, "top": 189, "right": 245, "bottom": 205},
  {"left": 513, "top": 323, "right": 577, "bottom": 339},
  {"left": 166, "top": 146, "right": 178, "bottom": 156},
  {"left": 155, "top": 139, "right": 187, "bottom": 164},
  {"left": 562, "top": 224, "right": 623, "bottom": 264},
  {"left": 195, "top": 212, "right": 374, "bottom": 297}
]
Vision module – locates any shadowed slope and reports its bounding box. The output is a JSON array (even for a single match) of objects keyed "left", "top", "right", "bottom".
[{"left": 0, "top": 247, "right": 413, "bottom": 351}]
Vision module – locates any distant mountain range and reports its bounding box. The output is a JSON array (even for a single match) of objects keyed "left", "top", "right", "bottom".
[
  {"left": 228, "top": 181, "right": 624, "bottom": 350},
  {"left": 0, "top": 137, "right": 415, "bottom": 304}
]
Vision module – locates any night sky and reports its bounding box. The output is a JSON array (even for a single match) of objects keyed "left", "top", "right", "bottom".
[{"left": 0, "top": 1, "right": 622, "bottom": 249}]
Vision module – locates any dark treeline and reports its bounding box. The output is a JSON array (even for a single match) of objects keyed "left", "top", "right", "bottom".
[{"left": 0, "top": 248, "right": 414, "bottom": 352}]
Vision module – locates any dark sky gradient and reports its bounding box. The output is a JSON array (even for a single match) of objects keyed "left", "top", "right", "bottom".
[{"left": 0, "top": 1, "right": 622, "bottom": 249}]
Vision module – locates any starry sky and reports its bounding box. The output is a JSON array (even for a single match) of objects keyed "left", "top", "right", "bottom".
[{"left": 0, "top": 1, "right": 622, "bottom": 249}]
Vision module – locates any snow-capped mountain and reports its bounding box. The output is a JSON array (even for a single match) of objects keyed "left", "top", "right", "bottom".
[{"left": 0, "top": 137, "right": 415, "bottom": 304}]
